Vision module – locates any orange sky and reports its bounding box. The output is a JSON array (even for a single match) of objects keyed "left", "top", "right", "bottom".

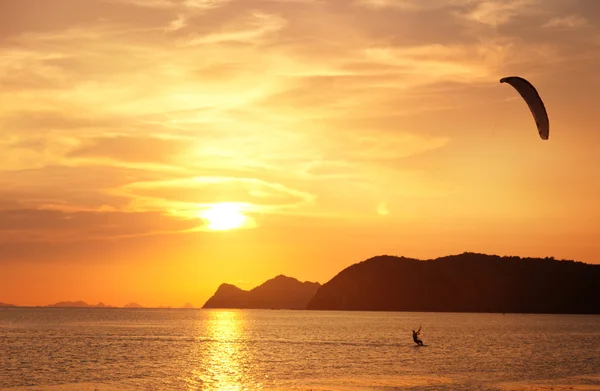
[{"left": 1, "top": 0, "right": 599, "bottom": 307}]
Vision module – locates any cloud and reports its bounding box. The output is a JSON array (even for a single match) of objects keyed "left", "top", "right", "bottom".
[
  {"left": 165, "top": 14, "right": 188, "bottom": 31},
  {"left": 353, "top": 0, "right": 419, "bottom": 10},
  {"left": 320, "top": 131, "right": 451, "bottom": 162},
  {"left": 462, "top": 0, "right": 542, "bottom": 27},
  {"left": 543, "top": 15, "right": 588, "bottom": 30},
  {"left": 1, "top": 111, "right": 120, "bottom": 132},
  {"left": 106, "top": 0, "right": 178, "bottom": 8},
  {"left": 67, "top": 135, "right": 193, "bottom": 164},
  {"left": 182, "top": 0, "right": 233, "bottom": 10},
  {"left": 352, "top": 0, "right": 464, "bottom": 11},
  {"left": 183, "top": 11, "right": 287, "bottom": 45},
  {"left": 0, "top": 0, "right": 178, "bottom": 40},
  {"left": 0, "top": 209, "right": 201, "bottom": 242},
  {"left": 119, "top": 176, "right": 316, "bottom": 214},
  {"left": 0, "top": 165, "right": 175, "bottom": 213}
]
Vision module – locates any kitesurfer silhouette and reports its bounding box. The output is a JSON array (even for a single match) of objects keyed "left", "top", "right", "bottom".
[{"left": 412, "top": 326, "right": 423, "bottom": 346}]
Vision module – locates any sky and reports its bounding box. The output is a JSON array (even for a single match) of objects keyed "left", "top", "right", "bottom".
[{"left": 1, "top": 0, "right": 600, "bottom": 307}]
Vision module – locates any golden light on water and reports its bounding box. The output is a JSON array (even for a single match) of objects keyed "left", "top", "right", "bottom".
[{"left": 190, "top": 310, "right": 262, "bottom": 391}]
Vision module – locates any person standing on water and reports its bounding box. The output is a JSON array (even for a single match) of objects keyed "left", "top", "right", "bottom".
[{"left": 413, "top": 326, "right": 423, "bottom": 346}]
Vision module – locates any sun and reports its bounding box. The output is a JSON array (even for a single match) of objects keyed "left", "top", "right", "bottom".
[{"left": 199, "top": 203, "right": 249, "bottom": 231}]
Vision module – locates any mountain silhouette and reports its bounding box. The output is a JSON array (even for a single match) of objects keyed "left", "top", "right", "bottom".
[
  {"left": 0, "top": 302, "right": 16, "bottom": 307},
  {"left": 203, "top": 275, "right": 321, "bottom": 310},
  {"left": 306, "top": 252, "right": 600, "bottom": 314}
]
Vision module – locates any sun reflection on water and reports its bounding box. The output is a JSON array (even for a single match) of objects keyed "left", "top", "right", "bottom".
[{"left": 187, "top": 310, "right": 262, "bottom": 391}]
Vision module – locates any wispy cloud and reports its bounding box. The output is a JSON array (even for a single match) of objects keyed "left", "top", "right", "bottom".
[
  {"left": 118, "top": 176, "right": 316, "bottom": 215},
  {"left": 106, "top": 0, "right": 177, "bottom": 8},
  {"left": 165, "top": 14, "right": 187, "bottom": 31},
  {"left": 67, "top": 135, "right": 193, "bottom": 164},
  {"left": 462, "top": 0, "right": 541, "bottom": 27},
  {"left": 353, "top": 0, "right": 420, "bottom": 10},
  {"left": 543, "top": 15, "right": 588, "bottom": 30},
  {"left": 183, "top": 11, "right": 287, "bottom": 45},
  {"left": 0, "top": 209, "right": 201, "bottom": 243},
  {"left": 182, "top": 0, "right": 233, "bottom": 10}
]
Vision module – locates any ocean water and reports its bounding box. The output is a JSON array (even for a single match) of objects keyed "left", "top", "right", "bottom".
[{"left": 1, "top": 309, "right": 599, "bottom": 391}]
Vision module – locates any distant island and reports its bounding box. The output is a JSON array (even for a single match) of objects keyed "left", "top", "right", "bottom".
[
  {"left": 306, "top": 252, "right": 600, "bottom": 314},
  {"left": 0, "top": 302, "right": 16, "bottom": 307},
  {"left": 124, "top": 302, "right": 144, "bottom": 308},
  {"left": 47, "top": 301, "right": 116, "bottom": 308},
  {"left": 203, "top": 275, "right": 321, "bottom": 310},
  {"left": 45, "top": 301, "right": 142, "bottom": 309}
]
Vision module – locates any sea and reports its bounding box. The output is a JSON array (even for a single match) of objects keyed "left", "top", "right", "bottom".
[{"left": 1, "top": 308, "right": 599, "bottom": 391}]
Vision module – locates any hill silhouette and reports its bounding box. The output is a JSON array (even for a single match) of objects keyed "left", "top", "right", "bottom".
[
  {"left": 306, "top": 252, "right": 600, "bottom": 314},
  {"left": 0, "top": 302, "right": 16, "bottom": 307},
  {"left": 203, "top": 275, "right": 321, "bottom": 310}
]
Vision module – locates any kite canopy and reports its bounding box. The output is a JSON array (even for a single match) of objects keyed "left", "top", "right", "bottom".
[{"left": 500, "top": 76, "right": 549, "bottom": 140}]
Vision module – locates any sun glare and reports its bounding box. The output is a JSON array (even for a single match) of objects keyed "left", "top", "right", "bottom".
[{"left": 200, "top": 203, "right": 249, "bottom": 231}]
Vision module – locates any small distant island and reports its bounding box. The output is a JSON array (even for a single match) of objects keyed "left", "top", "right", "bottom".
[
  {"left": 0, "top": 302, "right": 16, "bottom": 307},
  {"left": 203, "top": 275, "right": 321, "bottom": 310},
  {"left": 306, "top": 252, "right": 600, "bottom": 314},
  {"left": 47, "top": 301, "right": 117, "bottom": 308},
  {"left": 124, "top": 302, "right": 144, "bottom": 308}
]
